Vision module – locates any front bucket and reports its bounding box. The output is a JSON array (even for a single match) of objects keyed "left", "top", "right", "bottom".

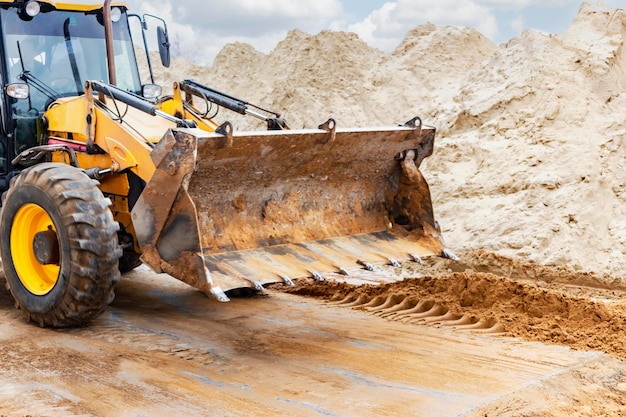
[{"left": 132, "top": 118, "right": 446, "bottom": 297}]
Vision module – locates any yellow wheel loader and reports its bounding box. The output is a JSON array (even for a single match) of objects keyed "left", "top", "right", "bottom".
[{"left": 0, "top": 0, "right": 455, "bottom": 327}]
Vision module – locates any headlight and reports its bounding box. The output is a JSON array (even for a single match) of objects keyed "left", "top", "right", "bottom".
[
  {"left": 24, "top": 1, "right": 41, "bottom": 17},
  {"left": 6, "top": 83, "right": 30, "bottom": 100},
  {"left": 142, "top": 84, "right": 162, "bottom": 100},
  {"left": 110, "top": 7, "right": 122, "bottom": 23}
]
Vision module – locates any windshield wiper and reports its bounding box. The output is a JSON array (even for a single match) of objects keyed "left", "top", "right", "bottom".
[
  {"left": 63, "top": 18, "right": 83, "bottom": 93},
  {"left": 16, "top": 40, "right": 61, "bottom": 105}
]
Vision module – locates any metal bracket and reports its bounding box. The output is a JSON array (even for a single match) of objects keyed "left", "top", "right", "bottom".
[
  {"left": 402, "top": 116, "right": 434, "bottom": 168},
  {"left": 216, "top": 121, "right": 234, "bottom": 148},
  {"left": 318, "top": 118, "right": 336, "bottom": 143},
  {"left": 395, "top": 116, "right": 432, "bottom": 173},
  {"left": 403, "top": 116, "right": 422, "bottom": 135}
]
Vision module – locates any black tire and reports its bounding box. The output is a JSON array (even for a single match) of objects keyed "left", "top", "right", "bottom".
[{"left": 0, "top": 163, "right": 122, "bottom": 327}]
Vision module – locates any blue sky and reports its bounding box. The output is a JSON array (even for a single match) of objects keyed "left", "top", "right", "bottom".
[{"left": 123, "top": 1, "right": 625, "bottom": 65}]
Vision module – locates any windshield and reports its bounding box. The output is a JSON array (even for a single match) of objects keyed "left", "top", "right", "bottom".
[{"left": 1, "top": 7, "right": 141, "bottom": 114}]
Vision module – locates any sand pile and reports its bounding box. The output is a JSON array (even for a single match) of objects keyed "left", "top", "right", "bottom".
[
  {"left": 430, "top": 2, "right": 626, "bottom": 276},
  {"left": 152, "top": 1, "right": 625, "bottom": 278},
  {"left": 287, "top": 269, "right": 626, "bottom": 360}
]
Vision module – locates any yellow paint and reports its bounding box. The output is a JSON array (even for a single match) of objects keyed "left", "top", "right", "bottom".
[
  {"left": 108, "top": 192, "right": 139, "bottom": 251},
  {"left": 10, "top": 203, "right": 60, "bottom": 295},
  {"left": 92, "top": 106, "right": 157, "bottom": 181},
  {"left": 158, "top": 87, "right": 220, "bottom": 132},
  {"left": 45, "top": 97, "right": 169, "bottom": 182},
  {"left": 103, "top": 136, "right": 138, "bottom": 172},
  {"left": 0, "top": 0, "right": 129, "bottom": 12},
  {"left": 45, "top": 96, "right": 89, "bottom": 142},
  {"left": 99, "top": 168, "right": 130, "bottom": 196}
]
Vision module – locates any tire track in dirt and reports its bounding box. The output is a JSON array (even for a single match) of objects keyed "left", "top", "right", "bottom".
[
  {"left": 329, "top": 292, "right": 504, "bottom": 333},
  {"left": 61, "top": 313, "right": 220, "bottom": 366}
]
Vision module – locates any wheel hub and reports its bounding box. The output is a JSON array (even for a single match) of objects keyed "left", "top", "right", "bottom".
[
  {"left": 33, "top": 229, "right": 60, "bottom": 265},
  {"left": 10, "top": 202, "right": 61, "bottom": 295}
]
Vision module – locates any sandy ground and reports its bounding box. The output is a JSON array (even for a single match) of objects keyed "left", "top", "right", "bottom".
[{"left": 1, "top": 259, "right": 626, "bottom": 417}]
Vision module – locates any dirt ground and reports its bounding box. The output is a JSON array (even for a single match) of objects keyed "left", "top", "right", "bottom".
[{"left": 1, "top": 251, "right": 626, "bottom": 416}]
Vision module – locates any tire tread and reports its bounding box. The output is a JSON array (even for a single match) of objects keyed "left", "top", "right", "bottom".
[{"left": 0, "top": 163, "right": 122, "bottom": 327}]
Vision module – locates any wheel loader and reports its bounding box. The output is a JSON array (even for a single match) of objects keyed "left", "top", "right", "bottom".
[{"left": 0, "top": 0, "right": 454, "bottom": 327}]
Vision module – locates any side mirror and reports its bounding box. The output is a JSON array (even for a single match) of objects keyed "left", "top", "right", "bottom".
[
  {"left": 6, "top": 83, "right": 30, "bottom": 99},
  {"left": 157, "top": 26, "right": 170, "bottom": 68}
]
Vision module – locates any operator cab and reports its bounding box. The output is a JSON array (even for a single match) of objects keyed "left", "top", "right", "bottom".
[{"left": 0, "top": 0, "right": 144, "bottom": 190}]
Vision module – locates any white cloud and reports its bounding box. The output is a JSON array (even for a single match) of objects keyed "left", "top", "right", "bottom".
[
  {"left": 334, "top": 3, "right": 397, "bottom": 50},
  {"left": 125, "top": 0, "right": 343, "bottom": 64},
  {"left": 137, "top": 0, "right": 342, "bottom": 36},
  {"left": 223, "top": 0, "right": 343, "bottom": 18},
  {"left": 335, "top": 0, "right": 499, "bottom": 51},
  {"left": 476, "top": 0, "right": 573, "bottom": 6}
]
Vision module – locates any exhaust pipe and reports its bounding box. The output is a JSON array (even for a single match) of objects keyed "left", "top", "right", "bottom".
[{"left": 103, "top": 0, "right": 116, "bottom": 85}]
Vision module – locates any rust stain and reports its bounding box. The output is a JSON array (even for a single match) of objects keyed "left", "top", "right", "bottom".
[{"left": 138, "top": 124, "right": 444, "bottom": 293}]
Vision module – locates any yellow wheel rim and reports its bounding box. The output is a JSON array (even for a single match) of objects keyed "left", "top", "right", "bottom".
[{"left": 10, "top": 203, "right": 60, "bottom": 295}]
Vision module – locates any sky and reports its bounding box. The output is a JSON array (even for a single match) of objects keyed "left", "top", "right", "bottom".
[{"left": 120, "top": 0, "right": 624, "bottom": 65}]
